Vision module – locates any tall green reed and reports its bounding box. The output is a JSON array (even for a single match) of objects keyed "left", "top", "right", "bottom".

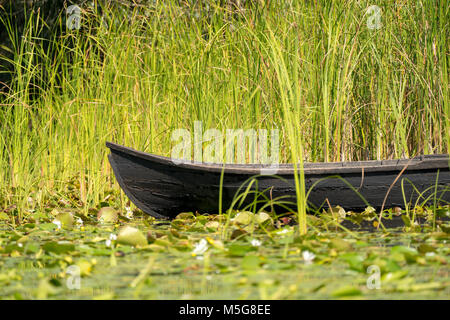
[{"left": 0, "top": 1, "right": 447, "bottom": 222}]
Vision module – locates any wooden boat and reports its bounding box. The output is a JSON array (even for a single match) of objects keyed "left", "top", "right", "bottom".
[{"left": 106, "top": 142, "right": 450, "bottom": 219}]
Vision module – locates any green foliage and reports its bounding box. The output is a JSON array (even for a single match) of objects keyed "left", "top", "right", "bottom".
[
  {"left": 0, "top": 208, "right": 449, "bottom": 299},
  {"left": 0, "top": 1, "right": 448, "bottom": 222}
]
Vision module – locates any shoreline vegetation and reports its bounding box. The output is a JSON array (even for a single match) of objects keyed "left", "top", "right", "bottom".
[
  {"left": 0, "top": 0, "right": 449, "bottom": 301},
  {"left": 0, "top": 1, "right": 448, "bottom": 219}
]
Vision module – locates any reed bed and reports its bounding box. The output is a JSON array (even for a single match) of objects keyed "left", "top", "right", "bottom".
[{"left": 0, "top": 1, "right": 448, "bottom": 224}]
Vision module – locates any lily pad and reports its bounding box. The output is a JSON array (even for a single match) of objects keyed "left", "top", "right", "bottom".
[
  {"left": 42, "top": 241, "right": 76, "bottom": 254},
  {"left": 97, "top": 207, "right": 119, "bottom": 223},
  {"left": 116, "top": 226, "right": 147, "bottom": 247},
  {"left": 233, "top": 211, "right": 253, "bottom": 225},
  {"left": 331, "top": 285, "right": 362, "bottom": 298},
  {"left": 255, "top": 212, "right": 271, "bottom": 224},
  {"left": 54, "top": 212, "right": 74, "bottom": 229}
]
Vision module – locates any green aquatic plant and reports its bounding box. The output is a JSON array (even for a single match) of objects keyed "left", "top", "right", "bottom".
[{"left": 0, "top": 1, "right": 448, "bottom": 223}]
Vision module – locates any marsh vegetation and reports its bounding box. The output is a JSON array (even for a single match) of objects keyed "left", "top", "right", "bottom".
[{"left": 0, "top": 0, "right": 448, "bottom": 299}]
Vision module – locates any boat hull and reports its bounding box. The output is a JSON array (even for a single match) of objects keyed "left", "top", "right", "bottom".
[{"left": 106, "top": 142, "right": 450, "bottom": 219}]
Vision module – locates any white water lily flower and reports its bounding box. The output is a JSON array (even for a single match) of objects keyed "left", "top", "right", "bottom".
[
  {"left": 192, "top": 239, "right": 208, "bottom": 256},
  {"left": 106, "top": 233, "right": 117, "bottom": 247},
  {"left": 251, "top": 239, "right": 262, "bottom": 247},
  {"left": 76, "top": 217, "right": 84, "bottom": 226},
  {"left": 52, "top": 219, "right": 62, "bottom": 230},
  {"left": 125, "top": 206, "right": 133, "bottom": 219},
  {"left": 302, "top": 250, "right": 316, "bottom": 264},
  {"left": 274, "top": 227, "right": 294, "bottom": 237}
]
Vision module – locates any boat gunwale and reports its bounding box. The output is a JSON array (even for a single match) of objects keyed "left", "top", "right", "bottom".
[{"left": 106, "top": 142, "right": 450, "bottom": 175}]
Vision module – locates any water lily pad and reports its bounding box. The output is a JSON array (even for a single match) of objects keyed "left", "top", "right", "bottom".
[
  {"left": 227, "top": 244, "right": 256, "bottom": 257},
  {"left": 97, "top": 207, "right": 119, "bottom": 223},
  {"left": 326, "top": 206, "right": 346, "bottom": 220},
  {"left": 206, "top": 238, "right": 225, "bottom": 251},
  {"left": 76, "top": 260, "right": 93, "bottom": 276},
  {"left": 331, "top": 285, "right": 362, "bottom": 298},
  {"left": 241, "top": 255, "right": 261, "bottom": 270},
  {"left": 417, "top": 244, "right": 436, "bottom": 254},
  {"left": 230, "top": 228, "right": 247, "bottom": 240},
  {"left": 116, "top": 226, "right": 147, "bottom": 247},
  {"left": 38, "top": 223, "right": 58, "bottom": 231},
  {"left": 255, "top": 212, "right": 271, "bottom": 224},
  {"left": 35, "top": 279, "right": 57, "bottom": 299},
  {"left": 390, "top": 246, "right": 418, "bottom": 263},
  {"left": 382, "top": 270, "right": 409, "bottom": 282},
  {"left": 175, "top": 212, "right": 195, "bottom": 220},
  {"left": 340, "top": 252, "right": 365, "bottom": 272},
  {"left": 329, "top": 238, "right": 352, "bottom": 251},
  {"left": 93, "top": 292, "right": 115, "bottom": 300},
  {"left": 233, "top": 211, "right": 253, "bottom": 225},
  {"left": 54, "top": 212, "right": 74, "bottom": 229},
  {"left": 42, "top": 241, "right": 75, "bottom": 254},
  {"left": 205, "top": 221, "right": 220, "bottom": 230}
]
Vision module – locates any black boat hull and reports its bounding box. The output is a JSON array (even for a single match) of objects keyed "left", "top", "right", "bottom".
[{"left": 106, "top": 142, "right": 450, "bottom": 219}]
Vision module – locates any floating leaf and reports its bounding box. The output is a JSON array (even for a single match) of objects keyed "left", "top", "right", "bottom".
[
  {"left": 42, "top": 242, "right": 75, "bottom": 254},
  {"left": 97, "top": 207, "right": 119, "bottom": 223},
  {"left": 76, "top": 260, "right": 93, "bottom": 276},
  {"left": 417, "top": 244, "right": 436, "bottom": 254},
  {"left": 54, "top": 212, "right": 74, "bottom": 229},
  {"left": 255, "top": 211, "right": 271, "bottom": 224},
  {"left": 175, "top": 212, "right": 195, "bottom": 220},
  {"left": 147, "top": 231, "right": 166, "bottom": 243},
  {"left": 230, "top": 228, "right": 247, "bottom": 240},
  {"left": 410, "top": 282, "right": 445, "bottom": 292},
  {"left": 233, "top": 211, "right": 253, "bottom": 225},
  {"left": 116, "top": 226, "right": 147, "bottom": 247},
  {"left": 327, "top": 206, "right": 346, "bottom": 220},
  {"left": 153, "top": 238, "right": 171, "bottom": 247},
  {"left": 390, "top": 246, "right": 418, "bottom": 263},
  {"left": 241, "top": 255, "right": 261, "bottom": 270},
  {"left": 38, "top": 223, "right": 58, "bottom": 231},
  {"left": 35, "top": 279, "right": 57, "bottom": 299},
  {"left": 227, "top": 244, "right": 256, "bottom": 257},
  {"left": 329, "top": 238, "right": 352, "bottom": 251},
  {"left": 93, "top": 292, "right": 115, "bottom": 300},
  {"left": 382, "top": 270, "right": 409, "bottom": 283},
  {"left": 331, "top": 285, "right": 362, "bottom": 298},
  {"left": 205, "top": 221, "right": 220, "bottom": 230},
  {"left": 206, "top": 237, "right": 225, "bottom": 251},
  {"left": 340, "top": 253, "right": 365, "bottom": 272}
]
